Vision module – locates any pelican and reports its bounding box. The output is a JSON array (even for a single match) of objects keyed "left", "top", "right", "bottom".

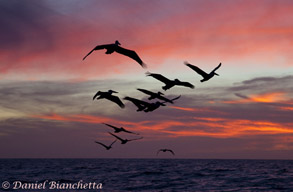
[
  {"left": 95, "top": 140, "right": 117, "bottom": 150},
  {"left": 93, "top": 90, "right": 125, "bottom": 108},
  {"left": 103, "top": 123, "right": 139, "bottom": 135},
  {"left": 83, "top": 40, "right": 146, "bottom": 68},
  {"left": 124, "top": 96, "right": 165, "bottom": 112},
  {"left": 108, "top": 132, "right": 143, "bottom": 144},
  {"left": 185, "top": 62, "right": 221, "bottom": 82},
  {"left": 137, "top": 88, "right": 181, "bottom": 103},
  {"left": 157, "top": 149, "right": 175, "bottom": 156},
  {"left": 146, "top": 72, "right": 194, "bottom": 90}
]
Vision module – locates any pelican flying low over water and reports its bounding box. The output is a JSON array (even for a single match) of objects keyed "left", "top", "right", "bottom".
[
  {"left": 93, "top": 90, "right": 125, "bottom": 108},
  {"left": 146, "top": 72, "right": 194, "bottom": 90},
  {"left": 83, "top": 40, "right": 146, "bottom": 68},
  {"left": 157, "top": 149, "right": 175, "bottom": 156},
  {"left": 95, "top": 140, "right": 117, "bottom": 150},
  {"left": 103, "top": 123, "right": 139, "bottom": 135},
  {"left": 185, "top": 62, "right": 222, "bottom": 82}
]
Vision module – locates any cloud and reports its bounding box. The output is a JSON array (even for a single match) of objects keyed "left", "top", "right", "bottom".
[{"left": 1, "top": 0, "right": 293, "bottom": 80}]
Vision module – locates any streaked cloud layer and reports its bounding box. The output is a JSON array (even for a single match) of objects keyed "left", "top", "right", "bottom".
[{"left": 0, "top": 75, "right": 292, "bottom": 158}]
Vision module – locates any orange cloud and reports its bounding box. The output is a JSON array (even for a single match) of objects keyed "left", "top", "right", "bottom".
[
  {"left": 33, "top": 113, "right": 293, "bottom": 139},
  {"left": 226, "top": 92, "right": 288, "bottom": 104}
]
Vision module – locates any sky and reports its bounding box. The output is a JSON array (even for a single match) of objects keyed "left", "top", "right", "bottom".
[{"left": 0, "top": 0, "right": 293, "bottom": 159}]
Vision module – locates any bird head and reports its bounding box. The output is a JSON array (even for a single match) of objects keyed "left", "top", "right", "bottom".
[
  {"left": 108, "top": 90, "right": 118, "bottom": 94},
  {"left": 174, "top": 79, "right": 181, "bottom": 83},
  {"left": 115, "top": 40, "right": 121, "bottom": 45}
]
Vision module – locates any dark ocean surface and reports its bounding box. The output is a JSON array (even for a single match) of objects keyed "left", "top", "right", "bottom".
[{"left": 1, "top": 159, "right": 293, "bottom": 191}]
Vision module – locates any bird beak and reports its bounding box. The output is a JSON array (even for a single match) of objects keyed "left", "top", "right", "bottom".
[{"left": 214, "top": 73, "right": 219, "bottom": 76}]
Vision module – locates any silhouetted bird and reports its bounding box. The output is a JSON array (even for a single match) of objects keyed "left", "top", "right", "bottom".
[
  {"left": 185, "top": 62, "right": 221, "bottom": 82},
  {"left": 157, "top": 149, "right": 175, "bottom": 156},
  {"left": 83, "top": 40, "right": 146, "bottom": 68},
  {"left": 137, "top": 88, "right": 181, "bottom": 103},
  {"left": 108, "top": 132, "right": 143, "bottom": 144},
  {"left": 95, "top": 140, "right": 117, "bottom": 150},
  {"left": 146, "top": 72, "right": 194, "bottom": 90},
  {"left": 124, "top": 96, "right": 166, "bottom": 112},
  {"left": 103, "top": 123, "right": 139, "bottom": 135},
  {"left": 93, "top": 90, "right": 125, "bottom": 108}
]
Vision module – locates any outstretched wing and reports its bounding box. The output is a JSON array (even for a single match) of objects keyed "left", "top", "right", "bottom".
[
  {"left": 137, "top": 88, "right": 154, "bottom": 96},
  {"left": 124, "top": 97, "right": 149, "bottom": 106},
  {"left": 211, "top": 62, "right": 221, "bottom": 73},
  {"left": 156, "top": 149, "right": 162, "bottom": 156},
  {"left": 169, "top": 95, "right": 181, "bottom": 103},
  {"left": 109, "top": 139, "right": 117, "bottom": 147},
  {"left": 115, "top": 46, "right": 147, "bottom": 68},
  {"left": 107, "top": 95, "right": 125, "bottom": 108},
  {"left": 128, "top": 137, "right": 143, "bottom": 142},
  {"left": 185, "top": 62, "right": 208, "bottom": 77},
  {"left": 83, "top": 44, "right": 109, "bottom": 60},
  {"left": 108, "top": 132, "right": 123, "bottom": 141},
  {"left": 168, "top": 149, "right": 175, "bottom": 155},
  {"left": 103, "top": 123, "right": 119, "bottom": 131},
  {"left": 95, "top": 141, "right": 108, "bottom": 149},
  {"left": 146, "top": 72, "right": 172, "bottom": 85},
  {"left": 176, "top": 81, "right": 194, "bottom": 89},
  {"left": 121, "top": 128, "right": 139, "bottom": 135},
  {"left": 93, "top": 91, "right": 102, "bottom": 100}
]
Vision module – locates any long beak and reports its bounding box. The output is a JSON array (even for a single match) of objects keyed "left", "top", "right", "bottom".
[{"left": 214, "top": 73, "right": 219, "bottom": 76}]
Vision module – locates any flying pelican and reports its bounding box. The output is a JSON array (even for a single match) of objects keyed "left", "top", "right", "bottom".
[
  {"left": 124, "top": 96, "right": 166, "bottom": 112},
  {"left": 103, "top": 123, "right": 139, "bottom": 135},
  {"left": 95, "top": 140, "right": 117, "bottom": 150},
  {"left": 83, "top": 40, "right": 146, "bottom": 68},
  {"left": 137, "top": 88, "right": 181, "bottom": 103},
  {"left": 108, "top": 132, "right": 143, "bottom": 144},
  {"left": 185, "top": 62, "right": 221, "bottom": 82},
  {"left": 146, "top": 72, "right": 194, "bottom": 90},
  {"left": 93, "top": 90, "right": 125, "bottom": 108},
  {"left": 157, "top": 149, "right": 175, "bottom": 156}
]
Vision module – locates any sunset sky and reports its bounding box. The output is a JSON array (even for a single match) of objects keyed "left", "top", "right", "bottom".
[{"left": 1, "top": 0, "right": 293, "bottom": 159}]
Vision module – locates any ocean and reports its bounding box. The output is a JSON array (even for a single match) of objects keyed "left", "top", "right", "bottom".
[{"left": 1, "top": 159, "right": 293, "bottom": 191}]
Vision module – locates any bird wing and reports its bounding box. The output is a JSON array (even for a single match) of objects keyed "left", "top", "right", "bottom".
[
  {"left": 128, "top": 137, "right": 143, "bottom": 142},
  {"left": 83, "top": 44, "right": 109, "bottom": 60},
  {"left": 156, "top": 150, "right": 162, "bottom": 156},
  {"left": 124, "top": 97, "right": 149, "bottom": 106},
  {"left": 103, "top": 123, "right": 119, "bottom": 131},
  {"left": 168, "top": 149, "right": 175, "bottom": 155},
  {"left": 137, "top": 88, "right": 154, "bottom": 96},
  {"left": 175, "top": 81, "right": 195, "bottom": 89},
  {"left": 146, "top": 72, "right": 172, "bottom": 85},
  {"left": 108, "top": 132, "right": 123, "bottom": 141},
  {"left": 122, "top": 128, "right": 139, "bottom": 135},
  {"left": 211, "top": 63, "right": 222, "bottom": 73},
  {"left": 159, "top": 95, "right": 181, "bottom": 103},
  {"left": 115, "top": 46, "right": 146, "bottom": 68},
  {"left": 107, "top": 95, "right": 125, "bottom": 108},
  {"left": 93, "top": 91, "right": 102, "bottom": 100},
  {"left": 95, "top": 141, "right": 108, "bottom": 149},
  {"left": 185, "top": 62, "right": 208, "bottom": 77},
  {"left": 109, "top": 139, "right": 117, "bottom": 147}
]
